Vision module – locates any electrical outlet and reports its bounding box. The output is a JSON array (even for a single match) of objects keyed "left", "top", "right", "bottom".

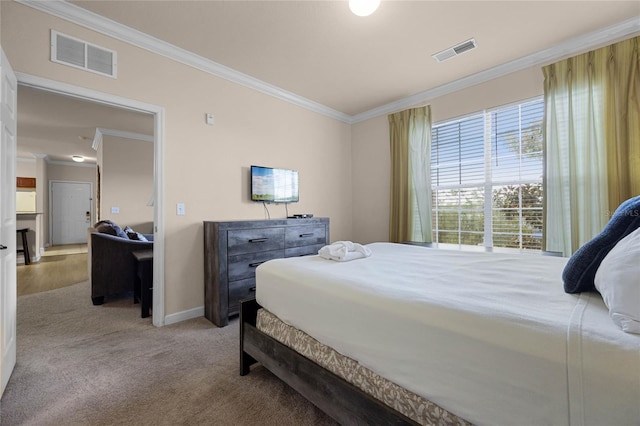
[{"left": 111, "top": 207, "right": 120, "bottom": 214}]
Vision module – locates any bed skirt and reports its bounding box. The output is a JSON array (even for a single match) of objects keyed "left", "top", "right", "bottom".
[{"left": 256, "top": 308, "right": 471, "bottom": 426}]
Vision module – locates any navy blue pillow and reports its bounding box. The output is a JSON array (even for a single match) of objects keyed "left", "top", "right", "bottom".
[{"left": 563, "top": 195, "right": 640, "bottom": 293}]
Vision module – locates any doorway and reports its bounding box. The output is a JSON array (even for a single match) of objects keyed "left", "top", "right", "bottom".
[
  {"left": 16, "top": 74, "right": 165, "bottom": 327},
  {"left": 50, "top": 181, "right": 92, "bottom": 245}
]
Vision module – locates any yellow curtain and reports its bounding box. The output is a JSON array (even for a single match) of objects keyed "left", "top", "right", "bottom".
[
  {"left": 605, "top": 37, "right": 640, "bottom": 209},
  {"left": 543, "top": 36, "right": 640, "bottom": 255},
  {"left": 388, "top": 106, "right": 432, "bottom": 243}
]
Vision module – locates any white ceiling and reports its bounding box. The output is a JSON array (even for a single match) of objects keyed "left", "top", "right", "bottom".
[
  {"left": 17, "top": 86, "right": 153, "bottom": 164},
  {"left": 70, "top": 0, "right": 640, "bottom": 115},
  {"left": 14, "top": 0, "right": 640, "bottom": 164}
]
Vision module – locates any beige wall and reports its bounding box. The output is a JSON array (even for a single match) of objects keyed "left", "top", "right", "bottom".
[
  {"left": 3, "top": 1, "right": 546, "bottom": 318},
  {"left": 100, "top": 136, "right": 153, "bottom": 233},
  {"left": 47, "top": 162, "right": 96, "bottom": 183},
  {"left": 351, "top": 66, "right": 544, "bottom": 244},
  {"left": 16, "top": 158, "right": 35, "bottom": 177},
  {"left": 1, "top": 2, "right": 352, "bottom": 317}
]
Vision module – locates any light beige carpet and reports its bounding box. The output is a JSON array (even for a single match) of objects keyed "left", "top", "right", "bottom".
[{"left": 0, "top": 281, "right": 337, "bottom": 426}]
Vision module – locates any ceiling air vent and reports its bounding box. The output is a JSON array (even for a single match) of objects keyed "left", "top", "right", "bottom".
[
  {"left": 432, "top": 38, "right": 477, "bottom": 63},
  {"left": 51, "top": 30, "right": 117, "bottom": 78}
]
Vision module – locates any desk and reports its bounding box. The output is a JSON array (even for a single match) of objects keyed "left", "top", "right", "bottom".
[{"left": 132, "top": 250, "right": 153, "bottom": 318}]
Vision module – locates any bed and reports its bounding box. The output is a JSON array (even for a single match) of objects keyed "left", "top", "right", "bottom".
[{"left": 239, "top": 242, "right": 640, "bottom": 425}]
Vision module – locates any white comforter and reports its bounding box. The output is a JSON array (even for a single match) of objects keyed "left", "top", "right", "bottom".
[{"left": 256, "top": 242, "right": 640, "bottom": 426}]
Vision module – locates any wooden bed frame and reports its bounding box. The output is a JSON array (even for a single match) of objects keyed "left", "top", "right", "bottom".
[{"left": 239, "top": 298, "right": 420, "bottom": 425}]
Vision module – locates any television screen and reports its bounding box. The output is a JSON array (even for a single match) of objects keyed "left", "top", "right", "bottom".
[{"left": 251, "top": 165, "right": 299, "bottom": 203}]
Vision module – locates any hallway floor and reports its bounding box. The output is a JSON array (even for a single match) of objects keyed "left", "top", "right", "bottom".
[{"left": 17, "top": 244, "right": 88, "bottom": 296}]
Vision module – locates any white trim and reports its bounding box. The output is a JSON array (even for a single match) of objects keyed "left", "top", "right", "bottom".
[
  {"left": 351, "top": 17, "right": 640, "bottom": 123},
  {"left": 20, "top": 155, "right": 97, "bottom": 167},
  {"left": 92, "top": 127, "right": 152, "bottom": 151},
  {"left": 92, "top": 128, "right": 102, "bottom": 151},
  {"left": 15, "top": 1, "right": 639, "bottom": 125},
  {"left": 17, "top": 0, "right": 351, "bottom": 124},
  {"left": 164, "top": 305, "right": 204, "bottom": 326},
  {"left": 17, "top": 73, "right": 158, "bottom": 114},
  {"left": 16, "top": 72, "right": 167, "bottom": 327},
  {"left": 98, "top": 128, "right": 153, "bottom": 142},
  {"left": 47, "top": 159, "right": 96, "bottom": 168},
  {"left": 152, "top": 107, "right": 166, "bottom": 327}
]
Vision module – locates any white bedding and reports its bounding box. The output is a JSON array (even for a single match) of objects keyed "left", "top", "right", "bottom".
[{"left": 255, "top": 242, "right": 640, "bottom": 426}]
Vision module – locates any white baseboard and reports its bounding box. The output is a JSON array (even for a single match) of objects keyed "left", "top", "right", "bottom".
[{"left": 163, "top": 305, "right": 204, "bottom": 325}]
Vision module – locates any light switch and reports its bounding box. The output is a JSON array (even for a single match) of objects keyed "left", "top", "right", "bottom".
[
  {"left": 111, "top": 207, "right": 120, "bottom": 214},
  {"left": 205, "top": 113, "right": 214, "bottom": 125},
  {"left": 177, "top": 203, "right": 186, "bottom": 216}
]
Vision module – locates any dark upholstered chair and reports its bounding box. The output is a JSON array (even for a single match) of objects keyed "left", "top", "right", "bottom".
[{"left": 90, "top": 231, "right": 153, "bottom": 305}]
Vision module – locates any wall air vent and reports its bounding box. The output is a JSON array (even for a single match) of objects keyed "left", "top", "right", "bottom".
[
  {"left": 432, "top": 38, "right": 477, "bottom": 63},
  {"left": 51, "top": 30, "right": 117, "bottom": 78}
]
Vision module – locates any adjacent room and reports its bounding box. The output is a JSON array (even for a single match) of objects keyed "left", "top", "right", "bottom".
[
  {"left": 14, "top": 86, "right": 154, "bottom": 296},
  {"left": 0, "top": 1, "right": 638, "bottom": 425}
]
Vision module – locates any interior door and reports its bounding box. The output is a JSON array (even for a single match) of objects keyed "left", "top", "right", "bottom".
[
  {"left": 0, "top": 48, "right": 18, "bottom": 397},
  {"left": 50, "top": 181, "right": 92, "bottom": 245}
]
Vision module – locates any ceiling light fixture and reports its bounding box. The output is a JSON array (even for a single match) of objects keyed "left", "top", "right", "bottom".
[
  {"left": 349, "top": 0, "right": 380, "bottom": 17},
  {"left": 72, "top": 155, "right": 85, "bottom": 163}
]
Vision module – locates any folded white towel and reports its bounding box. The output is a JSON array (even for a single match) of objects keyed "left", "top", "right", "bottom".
[{"left": 318, "top": 241, "right": 372, "bottom": 262}]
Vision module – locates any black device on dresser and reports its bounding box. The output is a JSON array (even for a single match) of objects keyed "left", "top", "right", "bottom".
[{"left": 203, "top": 218, "right": 329, "bottom": 327}]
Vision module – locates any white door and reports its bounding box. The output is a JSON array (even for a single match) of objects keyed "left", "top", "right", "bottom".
[
  {"left": 51, "top": 181, "right": 92, "bottom": 245},
  {"left": 0, "top": 48, "right": 18, "bottom": 397}
]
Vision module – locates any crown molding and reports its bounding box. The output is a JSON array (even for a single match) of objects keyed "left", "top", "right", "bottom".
[
  {"left": 17, "top": 156, "right": 36, "bottom": 163},
  {"left": 91, "top": 127, "right": 152, "bottom": 151},
  {"left": 98, "top": 128, "right": 153, "bottom": 142},
  {"left": 17, "top": 1, "right": 639, "bottom": 126},
  {"left": 16, "top": 0, "right": 352, "bottom": 124},
  {"left": 92, "top": 128, "right": 102, "bottom": 151},
  {"left": 47, "top": 159, "right": 96, "bottom": 168},
  {"left": 351, "top": 17, "right": 640, "bottom": 123}
]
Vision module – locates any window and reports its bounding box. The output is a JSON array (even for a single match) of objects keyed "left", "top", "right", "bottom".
[{"left": 430, "top": 97, "right": 544, "bottom": 250}]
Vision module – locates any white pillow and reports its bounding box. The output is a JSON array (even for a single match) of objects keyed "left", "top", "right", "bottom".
[{"left": 594, "top": 226, "right": 640, "bottom": 334}]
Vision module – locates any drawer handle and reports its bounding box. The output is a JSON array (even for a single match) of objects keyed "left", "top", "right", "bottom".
[
  {"left": 249, "top": 287, "right": 256, "bottom": 292},
  {"left": 249, "top": 261, "right": 266, "bottom": 268},
  {"left": 249, "top": 238, "right": 268, "bottom": 243},
  {"left": 299, "top": 233, "right": 314, "bottom": 238}
]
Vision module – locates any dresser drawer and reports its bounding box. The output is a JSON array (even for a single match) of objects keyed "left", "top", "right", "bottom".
[
  {"left": 228, "top": 278, "right": 256, "bottom": 316},
  {"left": 204, "top": 218, "right": 329, "bottom": 327},
  {"left": 228, "top": 228, "right": 284, "bottom": 255},
  {"left": 285, "top": 225, "right": 327, "bottom": 248},
  {"left": 285, "top": 243, "right": 324, "bottom": 258},
  {"left": 228, "top": 249, "right": 283, "bottom": 282}
]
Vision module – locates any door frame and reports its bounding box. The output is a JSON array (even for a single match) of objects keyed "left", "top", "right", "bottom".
[
  {"left": 49, "top": 180, "right": 93, "bottom": 246},
  {"left": 17, "top": 73, "right": 166, "bottom": 327}
]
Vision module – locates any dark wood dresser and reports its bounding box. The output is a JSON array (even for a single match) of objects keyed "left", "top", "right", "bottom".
[{"left": 203, "top": 218, "right": 329, "bottom": 327}]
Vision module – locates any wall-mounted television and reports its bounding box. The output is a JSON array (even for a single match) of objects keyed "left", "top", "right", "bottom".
[{"left": 251, "top": 165, "right": 299, "bottom": 203}]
